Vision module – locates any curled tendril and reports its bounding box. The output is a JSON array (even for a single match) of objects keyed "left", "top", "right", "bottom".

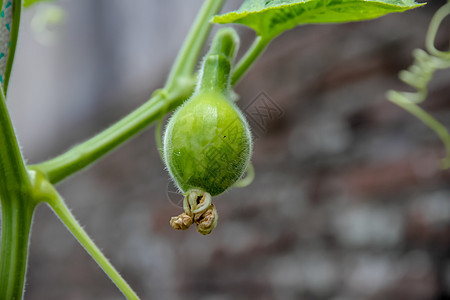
[{"left": 387, "top": 0, "right": 450, "bottom": 168}]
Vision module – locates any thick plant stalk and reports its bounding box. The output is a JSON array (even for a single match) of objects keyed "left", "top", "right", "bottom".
[
  {"left": 0, "top": 196, "right": 35, "bottom": 300},
  {"left": 0, "top": 83, "right": 33, "bottom": 299},
  {"left": 0, "top": 0, "right": 34, "bottom": 298}
]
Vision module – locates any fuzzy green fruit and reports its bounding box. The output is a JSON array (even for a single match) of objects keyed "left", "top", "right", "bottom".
[{"left": 163, "top": 91, "right": 252, "bottom": 196}]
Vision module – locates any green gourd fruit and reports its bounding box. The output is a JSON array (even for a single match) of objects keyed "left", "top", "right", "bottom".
[
  {"left": 163, "top": 91, "right": 252, "bottom": 196},
  {"left": 163, "top": 28, "right": 252, "bottom": 197}
]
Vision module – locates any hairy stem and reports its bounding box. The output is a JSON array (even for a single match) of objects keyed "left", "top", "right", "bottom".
[
  {"left": 0, "top": 89, "right": 28, "bottom": 184},
  {"left": 31, "top": 89, "right": 191, "bottom": 184},
  {"left": 0, "top": 79, "right": 33, "bottom": 299},
  {"left": 165, "top": 0, "right": 225, "bottom": 91},
  {"left": 0, "top": 196, "right": 35, "bottom": 300},
  {"left": 32, "top": 92, "right": 165, "bottom": 183},
  {"left": 198, "top": 28, "right": 239, "bottom": 94},
  {"left": 43, "top": 187, "right": 139, "bottom": 299},
  {"left": 231, "top": 35, "right": 271, "bottom": 86}
]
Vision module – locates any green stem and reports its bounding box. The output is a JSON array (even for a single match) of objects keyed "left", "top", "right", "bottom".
[
  {"left": 0, "top": 78, "right": 33, "bottom": 299},
  {"left": 4, "top": 0, "right": 22, "bottom": 95},
  {"left": 165, "top": 0, "right": 225, "bottom": 91},
  {"left": 0, "top": 88, "right": 28, "bottom": 183},
  {"left": 31, "top": 91, "right": 183, "bottom": 184},
  {"left": 231, "top": 35, "right": 272, "bottom": 86},
  {"left": 43, "top": 188, "right": 139, "bottom": 299},
  {"left": 198, "top": 28, "right": 239, "bottom": 94},
  {"left": 0, "top": 196, "right": 35, "bottom": 300}
]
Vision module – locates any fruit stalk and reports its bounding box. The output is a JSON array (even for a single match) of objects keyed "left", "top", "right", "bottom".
[{"left": 197, "top": 28, "right": 239, "bottom": 93}]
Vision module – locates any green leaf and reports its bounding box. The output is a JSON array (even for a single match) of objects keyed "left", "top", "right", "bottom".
[
  {"left": 213, "top": 0, "right": 425, "bottom": 38},
  {"left": 23, "top": 0, "right": 54, "bottom": 8}
]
